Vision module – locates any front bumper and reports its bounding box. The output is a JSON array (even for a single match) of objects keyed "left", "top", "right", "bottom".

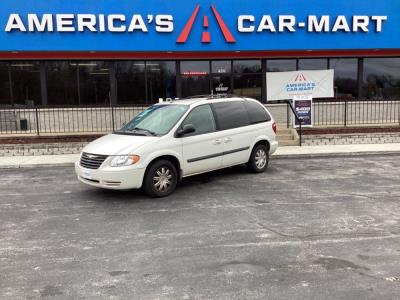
[{"left": 75, "top": 162, "right": 145, "bottom": 190}]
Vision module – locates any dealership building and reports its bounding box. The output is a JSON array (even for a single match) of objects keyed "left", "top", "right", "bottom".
[{"left": 0, "top": 0, "right": 400, "bottom": 107}]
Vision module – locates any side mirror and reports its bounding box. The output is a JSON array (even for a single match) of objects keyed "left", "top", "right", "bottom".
[{"left": 176, "top": 124, "right": 195, "bottom": 137}]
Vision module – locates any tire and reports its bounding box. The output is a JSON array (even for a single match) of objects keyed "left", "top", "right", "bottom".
[
  {"left": 143, "top": 160, "right": 178, "bottom": 197},
  {"left": 247, "top": 144, "right": 269, "bottom": 173}
]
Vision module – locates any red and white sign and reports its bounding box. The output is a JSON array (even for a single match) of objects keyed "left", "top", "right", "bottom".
[{"left": 267, "top": 69, "right": 334, "bottom": 101}]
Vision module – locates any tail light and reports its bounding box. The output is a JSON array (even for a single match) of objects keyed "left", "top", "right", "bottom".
[{"left": 272, "top": 122, "right": 277, "bottom": 134}]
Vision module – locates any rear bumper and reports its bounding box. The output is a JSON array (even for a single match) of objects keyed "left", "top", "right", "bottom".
[
  {"left": 270, "top": 140, "right": 279, "bottom": 155},
  {"left": 75, "top": 162, "right": 145, "bottom": 190}
]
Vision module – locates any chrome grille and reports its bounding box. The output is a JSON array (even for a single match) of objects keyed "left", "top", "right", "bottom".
[{"left": 80, "top": 152, "right": 108, "bottom": 169}]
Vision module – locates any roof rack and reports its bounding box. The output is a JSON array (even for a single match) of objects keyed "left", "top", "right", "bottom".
[
  {"left": 184, "top": 93, "right": 245, "bottom": 100},
  {"left": 184, "top": 94, "right": 213, "bottom": 99}
]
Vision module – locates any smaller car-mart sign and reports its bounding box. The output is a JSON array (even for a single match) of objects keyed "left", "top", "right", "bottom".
[{"left": 266, "top": 70, "right": 334, "bottom": 101}]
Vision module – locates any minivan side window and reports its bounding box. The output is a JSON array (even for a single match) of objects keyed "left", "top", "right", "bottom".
[
  {"left": 181, "top": 104, "right": 216, "bottom": 135},
  {"left": 212, "top": 101, "right": 250, "bottom": 130},
  {"left": 244, "top": 100, "right": 271, "bottom": 124}
]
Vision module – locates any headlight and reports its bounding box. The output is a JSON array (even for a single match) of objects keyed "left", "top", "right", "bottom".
[{"left": 110, "top": 155, "right": 140, "bottom": 167}]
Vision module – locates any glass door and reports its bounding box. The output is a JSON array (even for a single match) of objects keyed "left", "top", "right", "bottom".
[
  {"left": 212, "top": 76, "right": 231, "bottom": 95},
  {"left": 211, "top": 61, "right": 231, "bottom": 95}
]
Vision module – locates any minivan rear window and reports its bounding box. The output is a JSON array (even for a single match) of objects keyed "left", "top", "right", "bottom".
[
  {"left": 244, "top": 101, "right": 271, "bottom": 124},
  {"left": 212, "top": 101, "right": 250, "bottom": 130}
]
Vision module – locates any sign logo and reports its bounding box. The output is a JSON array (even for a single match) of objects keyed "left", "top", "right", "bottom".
[
  {"left": 215, "top": 83, "right": 229, "bottom": 92},
  {"left": 294, "top": 73, "right": 308, "bottom": 82},
  {"left": 287, "top": 73, "right": 316, "bottom": 93},
  {"left": 176, "top": 4, "right": 236, "bottom": 44}
]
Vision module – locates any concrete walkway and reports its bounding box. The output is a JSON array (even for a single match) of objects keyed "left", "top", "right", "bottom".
[
  {"left": 1, "top": 143, "right": 400, "bottom": 168},
  {"left": 275, "top": 143, "right": 400, "bottom": 158}
]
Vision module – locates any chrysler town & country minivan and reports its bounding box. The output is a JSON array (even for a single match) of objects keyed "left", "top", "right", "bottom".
[{"left": 75, "top": 96, "right": 278, "bottom": 197}]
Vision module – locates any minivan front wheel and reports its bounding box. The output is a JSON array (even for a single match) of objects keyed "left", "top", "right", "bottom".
[
  {"left": 247, "top": 144, "right": 269, "bottom": 173},
  {"left": 144, "top": 160, "right": 178, "bottom": 197}
]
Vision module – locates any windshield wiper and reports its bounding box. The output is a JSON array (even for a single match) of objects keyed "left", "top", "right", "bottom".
[
  {"left": 132, "top": 127, "right": 157, "bottom": 136},
  {"left": 114, "top": 130, "right": 146, "bottom": 136}
]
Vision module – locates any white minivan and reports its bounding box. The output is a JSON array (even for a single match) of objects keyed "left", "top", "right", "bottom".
[{"left": 75, "top": 96, "right": 278, "bottom": 197}]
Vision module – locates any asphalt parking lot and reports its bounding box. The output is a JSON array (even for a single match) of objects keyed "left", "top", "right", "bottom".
[{"left": 1, "top": 155, "right": 400, "bottom": 299}]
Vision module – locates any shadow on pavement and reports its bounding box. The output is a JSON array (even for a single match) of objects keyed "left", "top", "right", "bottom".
[{"left": 80, "top": 164, "right": 261, "bottom": 203}]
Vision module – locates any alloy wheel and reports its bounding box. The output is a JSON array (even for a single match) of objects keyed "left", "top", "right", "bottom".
[
  {"left": 255, "top": 149, "right": 267, "bottom": 169},
  {"left": 153, "top": 167, "right": 173, "bottom": 192}
]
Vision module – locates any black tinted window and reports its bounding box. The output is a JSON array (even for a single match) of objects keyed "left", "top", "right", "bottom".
[
  {"left": 212, "top": 101, "right": 250, "bottom": 130},
  {"left": 244, "top": 101, "right": 271, "bottom": 124}
]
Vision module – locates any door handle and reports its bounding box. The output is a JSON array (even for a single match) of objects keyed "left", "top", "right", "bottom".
[
  {"left": 213, "top": 139, "right": 222, "bottom": 145},
  {"left": 224, "top": 137, "right": 232, "bottom": 143}
]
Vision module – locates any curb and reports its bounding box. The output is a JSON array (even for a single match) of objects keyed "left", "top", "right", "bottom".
[
  {"left": 272, "top": 151, "right": 400, "bottom": 159},
  {"left": 1, "top": 150, "right": 400, "bottom": 169},
  {"left": 0, "top": 163, "right": 76, "bottom": 169}
]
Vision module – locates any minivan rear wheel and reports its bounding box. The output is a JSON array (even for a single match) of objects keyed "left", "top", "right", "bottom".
[
  {"left": 144, "top": 160, "right": 178, "bottom": 197},
  {"left": 247, "top": 144, "right": 269, "bottom": 173}
]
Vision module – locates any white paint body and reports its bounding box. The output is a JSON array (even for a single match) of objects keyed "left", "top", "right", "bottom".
[{"left": 75, "top": 97, "right": 278, "bottom": 190}]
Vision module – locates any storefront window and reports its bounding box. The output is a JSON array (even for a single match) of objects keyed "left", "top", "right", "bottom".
[
  {"left": 0, "top": 62, "right": 11, "bottom": 105},
  {"left": 181, "top": 61, "right": 210, "bottom": 75},
  {"left": 116, "top": 61, "right": 146, "bottom": 104},
  {"left": 182, "top": 76, "right": 210, "bottom": 97},
  {"left": 181, "top": 61, "right": 210, "bottom": 97},
  {"left": 267, "top": 59, "right": 296, "bottom": 72},
  {"left": 7, "top": 57, "right": 400, "bottom": 107},
  {"left": 77, "top": 61, "right": 111, "bottom": 105},
  {"left": 329, "top": 58, "right": 358, "bottom": 99},
  {"left": 10, "top": 61, "right": 41, "bottom": 105},
  {"left": 46, "top": 61, "right": 79, "bottom": 105},
  {"left": 47, "top": 61, "right": 111, "bottom": 105},
  {"left": 211, "top": 61, "right": 231, "bottom": 74},
  {"left": 233, "top": 74, "right": 262, "bottom": 100},
  {"left": 233, "top": 60, "right": 262, "bottom": 74},
  {"left": 298, "top": 59, "right": 328, "bottom": 70},
  {"left": 363, "top": 58, "right": 400, "bottom": 99},
  {"left": 147, "top": 61, "right": 176, "bottom": 102},
  {"left": 233, "top": 60, "right": 262, "bottom": 100}
]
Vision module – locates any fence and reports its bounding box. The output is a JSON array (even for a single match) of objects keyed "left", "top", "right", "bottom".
[
  {"left": 1, "top": 99, "right": 400, "bottom": 136},
  {"left": 280, "top": 99, "right": 400, "bottom": 128},
  {"left": 314, "top": 99, "right": 400, "bottom": 126},
  {"left": 0, "top": 105, "right": 147, "bottom": 135}
]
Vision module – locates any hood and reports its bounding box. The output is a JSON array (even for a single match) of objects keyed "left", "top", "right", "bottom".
[{"left": 82, "top": 133, "right": 157, "bottom": 155}]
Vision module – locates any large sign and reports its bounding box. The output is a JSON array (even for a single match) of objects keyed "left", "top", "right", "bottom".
[
  {"left": 266, "top": 70, "right": 334, "bottom": 101},
  {"left": 293, "top": 95, "right": 313, "bottom": 128},
  {"left": 0, "top": 0, "right": 399, "bottom": 52}
]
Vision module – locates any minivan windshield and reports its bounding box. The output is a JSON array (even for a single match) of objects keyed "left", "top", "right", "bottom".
[{"left": 118, "top": 104, "right": 189, "bottom": 136}]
